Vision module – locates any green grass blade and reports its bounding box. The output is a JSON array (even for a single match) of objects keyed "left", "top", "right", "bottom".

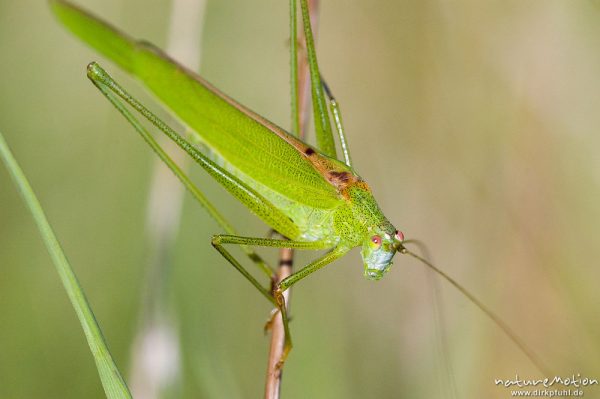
[{"left": 0, "top": 131, "right": 132, "bottom": 399}]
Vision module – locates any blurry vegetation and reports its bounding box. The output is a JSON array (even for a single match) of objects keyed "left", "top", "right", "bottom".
[{"left": 1, "top": 0, "right": 599, "bottom": 398}]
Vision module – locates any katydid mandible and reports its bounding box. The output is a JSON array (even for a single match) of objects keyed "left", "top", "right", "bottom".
[{"left": 50, "top": 0, "right": 547, "bottom": 372}]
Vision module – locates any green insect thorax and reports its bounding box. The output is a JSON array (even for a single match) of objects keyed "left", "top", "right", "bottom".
[{"left": 332, "top": 183, "right": 395, "bottom": 246}]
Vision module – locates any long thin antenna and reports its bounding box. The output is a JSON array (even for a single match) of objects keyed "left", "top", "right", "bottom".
[
  {"left": 404, "top": 239, "right": 458, "bottom": 399},
  {"left": 400, "top": 246, "right": 551, "bottom": 377}
]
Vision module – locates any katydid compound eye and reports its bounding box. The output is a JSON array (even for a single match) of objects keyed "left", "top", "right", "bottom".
[
  {"left": 371, "top": 235, "right": 382, "bottom": 246},
  {"left": 394, "top": 230, "right": 405, "bottom": 241}
]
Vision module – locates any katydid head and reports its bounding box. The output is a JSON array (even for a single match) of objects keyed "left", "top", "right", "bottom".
[{"left": 361, "top": 229, "right": 405, "bottom": 280}]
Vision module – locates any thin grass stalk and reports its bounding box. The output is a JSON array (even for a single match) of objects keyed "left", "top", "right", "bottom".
[
  {"left": 264, "top": 1, "right": 319, "bottom": 397},
  {"left": 0, "top": 131, "right": 132, "bottom": 399}
]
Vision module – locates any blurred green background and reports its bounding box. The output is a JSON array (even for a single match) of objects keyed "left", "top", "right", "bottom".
[{"left": 1, "top": 0, "right": 600, "bottom": 398}]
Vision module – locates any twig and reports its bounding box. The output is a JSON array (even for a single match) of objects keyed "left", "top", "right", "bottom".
[
  {"left": 264, "top": 1, "right": 320, "bottom": 398},
  {"left": 264, "top": 248, "right": 294, "bottom": 398}
]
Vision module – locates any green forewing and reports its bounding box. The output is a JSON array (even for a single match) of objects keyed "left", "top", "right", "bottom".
[{"left": 51, "top": 0, "right": 343, "bottom": 210}]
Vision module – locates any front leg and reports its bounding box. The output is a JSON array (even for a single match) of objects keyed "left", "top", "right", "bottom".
[
  {"left": 212, "top": 234, "right": 348, "bottom": 366},
  {"left": 274, "top": 246, "right": 350, "bottom": 368},
  {"left": 211, "top": 235, "right": 332, "bottom": 306}
]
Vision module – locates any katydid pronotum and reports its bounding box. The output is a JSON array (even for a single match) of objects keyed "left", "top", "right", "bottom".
[{"left": 50, "top": 0, "right": 547, "bottom": 373}]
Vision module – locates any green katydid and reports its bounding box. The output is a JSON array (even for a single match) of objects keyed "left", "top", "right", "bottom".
[{"left": 49, "top": 0, "right": 547, "bottom": 372}]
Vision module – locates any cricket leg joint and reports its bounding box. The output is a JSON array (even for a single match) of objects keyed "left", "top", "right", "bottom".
[
  {"left": 86, "top": 62, "right": 112, "bottom": 87},
  {"left": 274, "top": 287, "right": 285, "bottom": 305},
  {"left": 210, "top": 234, "right": 222, "bottom": 247}
]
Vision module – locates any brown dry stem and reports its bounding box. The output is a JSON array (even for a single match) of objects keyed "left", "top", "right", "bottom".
[{"left": 264, "top": 1, "right": 320, "bottom": 398}]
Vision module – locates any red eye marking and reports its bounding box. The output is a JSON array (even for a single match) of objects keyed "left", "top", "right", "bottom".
[
  {"left": 395, "top": 231, "right": 405, "bottom": 241},
  {"left": 371, "top": 235, "right": 382, "bottom": 245}
]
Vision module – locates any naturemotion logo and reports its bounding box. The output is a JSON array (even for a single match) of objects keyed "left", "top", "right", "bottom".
[{"left": 494, "top": 374, "right": 598, "bottom": 397}]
